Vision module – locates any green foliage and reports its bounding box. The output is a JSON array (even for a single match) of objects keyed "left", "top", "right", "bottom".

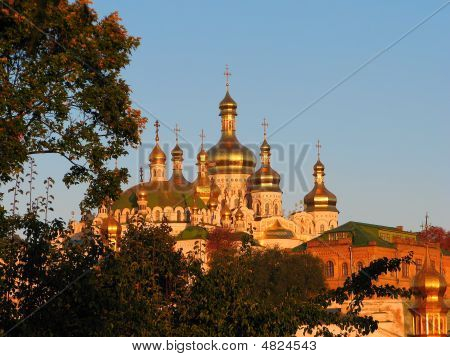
[
  {"left": 0, "top": 0, "right": 146, "bottom": 209},
  {"left": 0, "top": 213, "right": 414, "bottom": 336},
  {"left": 174, "top": 249, "right": 326, "bottom": 336}
]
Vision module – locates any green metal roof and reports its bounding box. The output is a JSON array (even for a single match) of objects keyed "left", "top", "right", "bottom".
[
  {"left": 292, "top": 221, "right": 420, "bottom": 251},
  {"left": 112, "top": 181, "right": 206, "bottom": 210},
  {"left": 177, "top": 225, "right": 209, "bottom": 241}
]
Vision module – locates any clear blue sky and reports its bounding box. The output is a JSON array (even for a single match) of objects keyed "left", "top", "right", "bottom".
[{"left": 7, "top": 0, "right": 450, "bottom": 231}]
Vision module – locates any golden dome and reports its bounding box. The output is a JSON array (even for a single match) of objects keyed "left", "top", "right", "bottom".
[
  {"left": 197, "top": 147, "right": 208, "bottom": 162},
  {"left": 248, "top": 166, "right": 281, "bottom": 192},
  {"left": 221, "top": 203, "right": 231, "bottom": 218},
  {"left": 101, "top": 214, "right": 122, "bottom": 237},
  {"left": 304, "top": 159, "right": 338, "bottom": 212},
  {"left": 248, "top": 136, "right": 281, "bottom": 192},
  {"left": 207, "top": 196, "right": 219, "bottom": 210},
  {"left": 149, "top": 143, "right": 166, "bottom": 164},
  {"left": 171, "top": 143, "right": 183, "bottom": 160},
  {"left": 137, "top": 185, "right": 147, "bottom": 201},
  {"left": 219, "top": 90, "right": 237, "bottom": 113},
  {"left": 412, "top": 248, "right": 447, "bottom": 305},
  {"left": 235, "top": 207, "right": 244, "bottom": 220},
  {"left": 207, "top": 89, "right": 256, "bottom": 175},
  {"left": 263, "top": 220, "right": 294, "bottom": 239},
  {"left": 207, "top": 136, "right": 256, "bottom": 175}
]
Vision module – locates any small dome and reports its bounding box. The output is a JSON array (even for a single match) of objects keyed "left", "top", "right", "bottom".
[
  {"left": 171, "top": 143, "right": 183, "bottom": 159},
  {"left": 304, "top": 159, "right": 338, "bottom": 212},
  {"left": 207, "top": 196, "right": 219, "bottom": 210},
  {"left": 248, "top": 166, "right": 281, "bottom": 193},
  {"left": 101, "top": 214, "right": 122, "bottom": 237},
  {"left": 235, "top": 207, "right": 244, "bottom": 220},
  {"left": 149, "top": 143, "right": 166, "bottom": 164},
  {"left": 314, "top": 159, "right": 325, "bottom": 171},
  {"left": 138, "top": 187, "right": 147, "bottom": 201},
  {"left": 219, "top": 90, "right": 237, "bottom": 110},
  {"left": 221, "top": 203, "right": 231, "bottom": 218},
  {"left": 263, "top": 220, "right": 294, "bottom": 239},
  {"left": 412, "top": 249, "right": 447, "bottom": 303},
  {"left": 260, "top": 139, "right": 271, "bottom": 151},
  {"left": 197, "top": 147, "right": 208, "bottom": 162}
]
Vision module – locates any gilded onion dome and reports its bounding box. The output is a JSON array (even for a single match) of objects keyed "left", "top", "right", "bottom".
[
  {"left": 207, "top": 177, "right": 220, "bottom": 210},
  {"left": 304, "top": 143, "right": 338, "bottom": 212},
  {"left": 263, "top": 220, "right": 294, "bottom": 239},
  {"left": 221, "top": 202, "right": 231, "bottom": 219},
  {"left": 138, "top": 185, "right": 147, "bottom": 201},
  {"left": 149, "top": 143, "right": 166, "bottom": 164},
  {"left": 169, "top": 126, "right": 192, "bottom": 189},
  {"left": 101, "top": 213, "right": 122, "bottom": 238},
  {"left": 235, "top": 206, "right": 244, "bottom": 220},
  {"left": 194, "top": 131, "right": 211, "bottom": 203},
  {"left": 412, "top": 247, "right": 447, "bottom": 306},
  {"left": 207, "top": 87, "right": 256, "bottom": 175},
  {"left": 248, "top": 126, "right": 281, "bottom": 193}
]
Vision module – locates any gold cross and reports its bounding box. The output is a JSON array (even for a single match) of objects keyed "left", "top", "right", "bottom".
[
  {"left": 174, "top": 124, "right": 181, "bottom": 143},
  {"left": 316, "top": 139, "right": 322, "bottom": 159},
  {"left": 154, "top": 120, "right": 160, "bottom": 142},
  {"left": 224, "top": 64, "right": 231, "bottom": 88},
  {"left": 261, "top": 118, "right": 269, "bottom": 139},
  {"left": 199, "top": 129, "right": 206, "bottom": 148},
  {"left": 139, "top": 167, "right": 144, "bottom": 183}
]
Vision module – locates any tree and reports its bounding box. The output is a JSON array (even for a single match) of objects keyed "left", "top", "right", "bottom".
[
  {"left": 0, "top": 217, "right": 202, "bottom": 336},
  {"left": 0, "top": 210, "right": 103, "bottom": 336},
  {"left": 175, "top": 247, "right": 413, "bottom": 337},
  {"left": 0, "top": 0, "right": 146, "bottom": 209},
  {"left": 418, "top": 226, "right": 450, "bottom": 251}
]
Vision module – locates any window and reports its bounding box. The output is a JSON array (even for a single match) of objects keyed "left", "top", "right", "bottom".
[
  {"left": 320, "top": 224, "right": 325, "bottom": 233},
  {"left": 357, "top": 261, "right": 364, "bottom": 272},
  {"left": 265, "top": 203, "right": 270, "bottom": 216},
  {"left": 176, "top": 210, "right": 182, "bottom": 222},
  {"left": 274, "top": 204, "right": 278, "bottom": 215},
  {"left": 325, "top": 261, "right": 334, "bottom": 278},
  {"left": 256, "top": 203, "right": 260, "bottom": 216},
  {"left": 416, "top": 259, "right": 422, "bottom": 272},
  {"left": 155, "top": 210, "right": 160, "bottom": 222},
  {"left": 402, "top": 262, "right": 409, "bottom": 278},
  {"left": 342, "top": 263, "right": 349, "bottom": 277}
]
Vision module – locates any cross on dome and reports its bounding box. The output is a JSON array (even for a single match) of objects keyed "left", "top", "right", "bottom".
[
  {"left": 199, "top": 129, "right": 206, "bottom": 148},
  {"left": 154, "top": 120, "right": 160, "bottom": 142},
  {"left": 316, "top": 139, "right": 322, "bottom": 160},
  {"left": 261, "top": 118, "right": 269, "bottom": 139},
  {"left": 224, "top": 64, "right": 231, "bottom": 89},
  {"left": 174, "top": 124, "right": 181, "bottom": 143}
]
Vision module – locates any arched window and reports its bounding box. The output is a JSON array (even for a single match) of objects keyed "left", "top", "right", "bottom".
[
  {"left": 342, "top": 263, "right": 349, "bottom": 277},
  {"left": 155, "top": 210, "right": 160, "bottom": 222},
  {"left": 357, "top": 261, "right": 364, "bottom": 272},
  {"left": 416, "top": 259, "right": 422, "bottom": 272},
  {"left": 265, "top": 203, "right": 270, "bottom": 216},
  {"left": 176, "top": 210, "right": 182, "bottom": 222},
  {"left": 274, "top": 204, "right": 278, "bottom": 215},
  {"left": 401, "top": 261, "right": 409, "bottom": 278},
  {"left": 320, "top": 224, "right": 325, "bottom": 233},
  {"left": 256, "top": 203, "right": 260, "bottom": 216},
  {"left": 325, "top": 261, "right": 334, "bottom": 278}
]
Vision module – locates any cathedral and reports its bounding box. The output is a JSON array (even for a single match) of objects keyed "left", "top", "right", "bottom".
[
  {"left": 70, "top": 71, "right": 449, "bottom": 337},
  {"left": 90, "top": 74, "right": 339, "bottom": 248}
]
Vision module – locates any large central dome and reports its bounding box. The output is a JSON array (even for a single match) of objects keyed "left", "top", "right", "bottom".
[{"left": 207, "top": 89, "right": 256, "bottom": 175}]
